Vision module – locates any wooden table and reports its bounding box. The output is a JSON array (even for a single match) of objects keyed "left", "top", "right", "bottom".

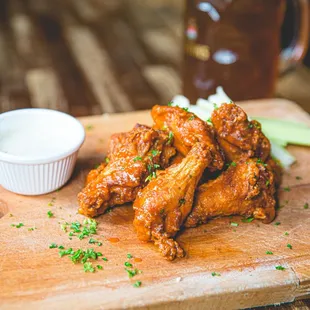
[{"left": 0, "top": 0, "right": 309, "bottom": 117}]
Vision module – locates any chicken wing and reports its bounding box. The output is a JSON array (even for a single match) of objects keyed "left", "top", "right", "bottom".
[
  {"left": 133, "top": 143, "right": 210, "bottom": 260},
  {"left": 185, "top": 158, "right": 276, "bottom": 228},
  {"left": 266, "top": 157, "right": 282, "bottom": 188},
  {"left": 152, "top": 105, "right": 224, "bottom": 171},
  {"left": 78, "top": 124, "right": 176, "bottom": 217},
  {"left": 211, "top": 103, "right": 270, "bottom": 162},
  {"left": 84, "top": 132, "right": 129, "bottom": 186}
]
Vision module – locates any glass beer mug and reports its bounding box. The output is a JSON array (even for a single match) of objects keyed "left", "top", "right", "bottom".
[{"left": 183, "top": 0, "right": 309, "bottom": 102}]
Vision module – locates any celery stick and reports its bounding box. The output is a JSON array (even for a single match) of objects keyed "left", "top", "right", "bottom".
[
  {"left": 207, "top": 86, "right": 232, "bottom": 105},
  {"left": 254, "top": 117, "right": 309, "bottom": 129},
  {"left": 270, "top": 140, "right": 296, "bottom": 169},
  {"left": 188, "top": 105, "right": 212, "bottom": 121},
  {"left": 270, "top": 138, "right": 288, "bottom": 147},
  {"left": 257, "top": 120, "right": 310, "bottom": 146},
  {"left": 196, "top": 98, "right": 215, "bottom": 113},
  {"left": 171, "top": 95, "right": 190, "bottom": 108}
]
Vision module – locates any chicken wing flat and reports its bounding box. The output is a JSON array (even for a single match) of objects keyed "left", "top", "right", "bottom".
[
  {"left": 78, "top": 124, "right": 176, "bottom": 217},
  {"left": 133, "top": 143, "right": 210, "bottom": 260},
  {"left": 84, "top": 132, "right": 129, "bottom": 186},
  {"left": 185, "top": 158, "right": 276, "bottom": 228},
  {"left": 152, "top": 105, "right": 224, "bottom": 171},
  {"left": 211, "top": 103, "right": 270, "bottom": 162}
]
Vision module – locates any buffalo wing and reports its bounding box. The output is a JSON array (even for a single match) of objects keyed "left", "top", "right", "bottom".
[
  {"left": 152, "top": 105, "right": 224, "bottom": 172},
  {"left": 78, "top": 124, "right": 176, "bottom": 217},
  {"left": 133, "top": 143, "right": 210, "bottom": 260},
  {"left": 211, "top": 103, "right": 270, "bottom": 162},
  {"left": 185, "top": 158, "right": 276, "bottom": 227}
]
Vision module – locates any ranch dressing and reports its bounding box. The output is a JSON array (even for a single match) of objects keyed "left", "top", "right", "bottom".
[{"left": 0, "top": 116, "right": 77, "bottom": 159}]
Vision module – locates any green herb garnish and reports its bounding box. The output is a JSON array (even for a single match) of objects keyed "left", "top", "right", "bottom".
[
  {"left": 275, "top": 265, "right": 286, "bottom": 271},
  {"left": 11, "top": 223, "right": 24, "bottom": 228},
  {"left": 211, "top": 272, "right": 221, "bottom": 277},
  {"left": 167, "top": 131, "right": 174, "bottom": 145},
  {"left": 127, "top": 253, "right": 133, "bottom": 259},
  {"left": 49, "top": 243, "right": 58, "bottom": 249},
  {"left": 125, "top": 268, "right": 140, "bottom": 278},
  {"left": 230, "top": 222, "right": 239, "bottom": 227},
  {"left": 266, "top": 251, "right": 273, "bottom": 255},
  {"left": 70, "top": 222, "right": 81, "bottom": 233},
  {"left": 242, "top": 217, "right": 254, "bottom": 223},
  {"left": 59, "top": 248, "right": 74, "bottom": 257},
  {"left": 85, "top": 125, "right": 94, "bottom": 131},
  {"left": 124, "top": 261, "right": 133, "bottom": 268},
  {"left": 153, "top": 164, "right": 161, "bottom": 169},
  {"left": 48, "top": 197, "right": 56, "bottom": 207},
  {"left": 304, "top": 203, "right": 309, "bottom": 209},
  {"left": 179, "top": 198, "right": 186, "bottom": 205},
  {"left": 151, "top": 150, "right": 159, "bottom": 157},
  {"left": 257, "top": 158, "right": 267, "bottom": 166},
  {"left": 47, "top": 210, "right": 54, "bottom": 218},
  {"left": 133, "top": 281, "right": 142, "bottom": 287},
  {"left": 97, "top": 265, "right": 103, "bottom": 270},
  {"left": 287, "top": 244, "right": 293, "bottom": 249},
  {"left": 283, "top": 187, "right": 291, "bottom": 192},
  {"left": 145, "top": 171, "right": 156, "bottom": 182},
  {"left": 134, "top": 156, "right": 142, "bottom": 162},
  {"left": 274, "top": 222, "right": 281, "bottom": 226},
  {"left": 76, "top": 219, "right": 98, "bottom": 240},
  {"left": 83, "top": 262, "right": 95, "bottom": 273}
]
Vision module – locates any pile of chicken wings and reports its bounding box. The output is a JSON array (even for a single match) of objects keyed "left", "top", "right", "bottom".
[{"left": 78, "top": 103, "right": 281, "bottom": 260}]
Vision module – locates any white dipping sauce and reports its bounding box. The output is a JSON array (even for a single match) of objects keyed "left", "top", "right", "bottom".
[{"left": 0, "top": 109, "right": 84, "bottom": 160}]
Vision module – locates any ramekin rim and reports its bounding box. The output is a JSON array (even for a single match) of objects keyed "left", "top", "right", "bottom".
[{"left": 0, "top": 108, "right": 85, "bottom": 165}]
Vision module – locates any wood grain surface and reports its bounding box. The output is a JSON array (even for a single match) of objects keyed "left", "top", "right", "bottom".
[
  {"left": 0, "top": 99, "right": 309, "bottom": 310},
  {"left": 1, "top": 0, "right": 310, "bottom": 118}
]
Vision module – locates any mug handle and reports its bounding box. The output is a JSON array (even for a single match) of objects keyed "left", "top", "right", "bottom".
[{"left": 280, "top": 0, "right": 309, "bottom": 74}]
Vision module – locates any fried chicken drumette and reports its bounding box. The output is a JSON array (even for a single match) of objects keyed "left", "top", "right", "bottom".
[
  {"left": 152, "top": 105, "right": 224, "bottom": 172},
  {"left": 133, "top": 143, "right": 210, "bottom": 260},
  {"left": 211, "top": 103, "right": 282, "bottom": 186},
  {"left": 78, "top": 124, "right": 176, "bottom": 217},
  {"left": 211, "top": 103, "right": 271, "bottom": 162},
  {"left": 185, "top": 158, "right": 276, "bottom": 228}
]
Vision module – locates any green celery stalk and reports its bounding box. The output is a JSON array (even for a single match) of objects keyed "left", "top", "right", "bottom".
[
  {"left": 255, "top": 118, "right": 310, "bottom": 146},
  {"left": 254, "top": 117, "right": 309, "bottom": 129},
  {"left": 270, "top": 139, "right": 296, "bottom": 169}
]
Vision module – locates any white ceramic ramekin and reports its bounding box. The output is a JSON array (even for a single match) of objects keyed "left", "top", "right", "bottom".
[{"left": 0, "top": 109, "right": 85, "bottom": 195}]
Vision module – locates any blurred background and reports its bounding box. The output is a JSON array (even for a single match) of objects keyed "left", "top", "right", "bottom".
[{"left": 0, "top": 0, "right": 310, "bottom": 117}]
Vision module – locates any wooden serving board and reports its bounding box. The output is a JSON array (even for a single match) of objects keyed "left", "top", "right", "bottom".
[{"left": 0, "top": 99, "right": 310, "bottom": 310}]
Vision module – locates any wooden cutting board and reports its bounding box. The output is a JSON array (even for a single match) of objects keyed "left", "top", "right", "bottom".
[{"left": 0, "top": 99, "right": 310, "bottom": 310}]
